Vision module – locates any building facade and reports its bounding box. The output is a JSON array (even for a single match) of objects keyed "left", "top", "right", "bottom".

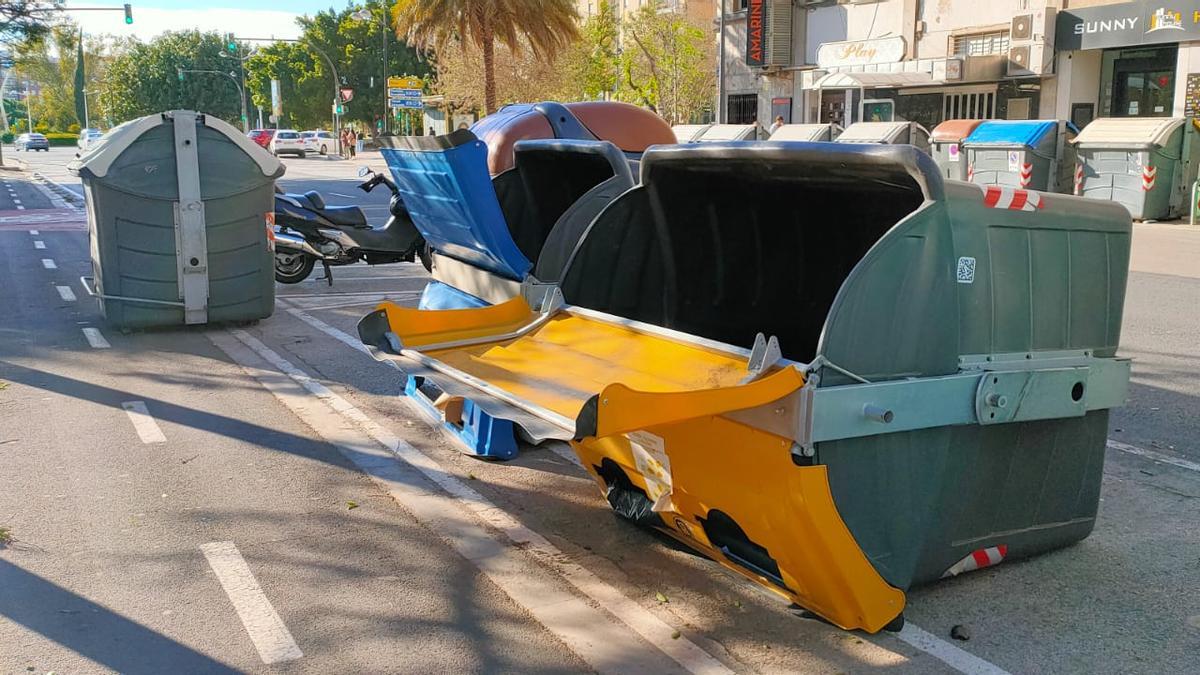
[{"left": 718, "top": 0, "right": 1200, "bottom": 130}]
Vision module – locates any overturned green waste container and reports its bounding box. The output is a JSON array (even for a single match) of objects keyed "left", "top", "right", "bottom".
[
  {"left": 930, "top": 119, "right": 983, "bottom": 181},
  {"left": 69, "top": 110, "right": 282, "bottom": 329},
  {"left": 1073, "top": 117, "right": 1199, "bottom": 220},
  {"left": 358, "top": 141, "right": 1132, "bottom": 633},
  {"left": 964, "top": 119, "right": 1075, "bottom": 193}
]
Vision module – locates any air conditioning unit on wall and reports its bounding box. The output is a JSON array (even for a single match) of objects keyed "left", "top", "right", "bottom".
[{"left": 1007, "top": 8, "right": 1055, "bottom": 77}]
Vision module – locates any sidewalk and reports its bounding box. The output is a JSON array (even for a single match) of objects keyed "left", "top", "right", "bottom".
[{"left": 1130, "top": 220, "right": 1200, "bottom": 279}]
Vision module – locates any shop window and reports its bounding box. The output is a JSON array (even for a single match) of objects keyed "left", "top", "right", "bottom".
[
  {"left": 952, "top": 31, "right": 1010, "bottom": 58},
  {"left": 727, "top": 94, "right": 758, "bottom": 124},
  {"left": 942, "top": 90, "right": 996, "bottom": 120}
]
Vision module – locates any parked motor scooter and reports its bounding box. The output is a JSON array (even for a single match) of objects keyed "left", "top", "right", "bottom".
[{"left": 272, "top": 167, "right": 430, "bottom": 284}]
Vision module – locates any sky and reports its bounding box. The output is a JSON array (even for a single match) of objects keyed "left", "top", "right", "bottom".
[{"left": 64, "top": 0, "right": 358, "bottom": 42}]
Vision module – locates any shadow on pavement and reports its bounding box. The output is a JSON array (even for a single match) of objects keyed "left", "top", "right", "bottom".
[{"left": 0, "top": 559, "right": 238, "bottom": 674}]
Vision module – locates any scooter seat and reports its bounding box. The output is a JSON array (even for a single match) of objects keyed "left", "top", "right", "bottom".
[{"left": 322, "top": 205, "right": 369, "bottom": 229}]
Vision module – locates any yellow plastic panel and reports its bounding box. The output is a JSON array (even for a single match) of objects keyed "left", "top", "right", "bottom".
[
  {"left": 427, "top": 314, "right": 756, "bottom": 420},
  {"left": 572, "top": 416, "right": 905, "bottom": 633},
  {"left": 377, "top": 296, "right": 535, "bottom": 348}
]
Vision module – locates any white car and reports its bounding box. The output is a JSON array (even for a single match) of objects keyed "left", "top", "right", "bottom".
[
  {"left": 301, "top": 130, "right": 335, "bottom": 155},
  {"left": 77, "top": 128, "right": 102, "bottom": 150},
  {"left": 269, "top": 129, "right": 306, "bottom": 158}
]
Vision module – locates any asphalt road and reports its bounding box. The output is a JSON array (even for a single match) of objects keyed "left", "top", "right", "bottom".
[{"left": 2, "top": 148, "right": 1199, "bottom": 674}]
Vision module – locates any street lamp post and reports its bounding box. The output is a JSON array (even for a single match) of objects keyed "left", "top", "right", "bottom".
[{"left": 352, "top": 2, "right": 389, "bottom": 135}]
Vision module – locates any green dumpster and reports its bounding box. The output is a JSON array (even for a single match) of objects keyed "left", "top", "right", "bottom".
[
  {"left": 358, "top": 141, "right": 1133, "bottom": 631},
  {"left": 963, "top": 119, "right": 1076, "bottom": 193},
  {"left": 930, "top": 119, "right": 983, "bottom": 181},
  {"left": 835, "top": 121, "right": 931, "bottom": 153},
  {"left": 1073, "top": 117, "right": 1200, "bottom": 221},
  {"left": 68, "top": 110, "right": 282, "bottom": 329}
]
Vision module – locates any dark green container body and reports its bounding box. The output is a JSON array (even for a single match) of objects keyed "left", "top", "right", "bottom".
[
  {"left": 76, "top": 112, "right": 280, "bottom": 329},
  {"left": 815, "top": 175, "right": 1130, "bottom": 589}
]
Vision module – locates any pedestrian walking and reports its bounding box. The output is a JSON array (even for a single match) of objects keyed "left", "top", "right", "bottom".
[{"left": 769, "top": 115, "right": 785, "bottom": 136}]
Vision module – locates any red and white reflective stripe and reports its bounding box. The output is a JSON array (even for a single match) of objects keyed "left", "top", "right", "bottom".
[
  {"left": 981, "top": 185, "right": 1042, "bottom": 211},
  {"left": 1143, "top": 165, "right": 1157, "bottom": 191},
  {"left": 967, "top": 164, "right": 974, "bottom": 182},
  {"left": 1074, "top": 163, "right": 1084, "bottom": 196},
  {"left": 1019, "top": 163, "right": 1033, "bottom": 188},
  {"left": 942, "top": 544, "right": 1008, "bottom": 578}
]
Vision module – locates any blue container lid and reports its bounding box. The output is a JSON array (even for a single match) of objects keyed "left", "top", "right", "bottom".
[
  {"left": 964, "top": 120, "right": 1058, "bottom": 147},
  {"left": 381, "top": 131, "right": 531, "bottom": 282}
]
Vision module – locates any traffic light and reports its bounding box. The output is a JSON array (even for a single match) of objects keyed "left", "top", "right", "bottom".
[
  {"left": 226, "top": 34, "right": 237, "bottom": 54},
  {"left": 177, "top": 68, "right": 184, "bottom": 82},
  {"left": 124, "top": 4, "right": 133, "bottom": 24}
]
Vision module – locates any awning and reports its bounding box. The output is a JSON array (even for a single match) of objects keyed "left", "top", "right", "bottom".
[{"left": 809, "top": 71, "right": 936, "bottom": 90}]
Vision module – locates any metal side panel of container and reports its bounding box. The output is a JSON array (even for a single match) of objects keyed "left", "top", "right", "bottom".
[{"left": 202, "top": 185, "right": 275, "bottom": 323}]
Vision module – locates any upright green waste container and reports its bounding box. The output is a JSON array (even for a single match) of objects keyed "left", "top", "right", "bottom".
[
  {"left": 1073, "top": 117, "right": 1199, "bottom": 220},
  {"left": 69, "top": 110, "right": 283, "bottom": 329},
  {"left": 835, "top": 121, "right": 931, "bottom": 153},
  {"left": 930, "top": 119, "right": 983, "bottom": 181},
  {"left": 963, "top": 119, "right": 1075, "bottom": 192},
  {"left": 358, "top": 140, "right": 1133, "bottom": 632}
]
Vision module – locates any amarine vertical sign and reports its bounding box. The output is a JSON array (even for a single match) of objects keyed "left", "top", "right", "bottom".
[{"left": 746, "top": 0, "right": 767, "bottom": 66}]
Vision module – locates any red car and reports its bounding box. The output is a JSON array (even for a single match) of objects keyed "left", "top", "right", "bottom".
[{"left": 247, "top": 128, "right": 274, "bottom": 149}]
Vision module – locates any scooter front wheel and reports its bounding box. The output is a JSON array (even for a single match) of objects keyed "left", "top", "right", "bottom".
[{"left": 275, "top": 251, "right": 316, "bottom": 284}]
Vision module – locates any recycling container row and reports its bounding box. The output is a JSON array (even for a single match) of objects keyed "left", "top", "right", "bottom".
[
  {"left": 68, "top": 110, "right": 281, "bottom": 329},
  {"left": 1073, "top": 117, "right": 1200, "bottom": 221}
]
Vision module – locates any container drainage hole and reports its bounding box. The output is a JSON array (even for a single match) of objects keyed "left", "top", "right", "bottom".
[{"left": 1071, "top": 382, "right": 1085, "bottom": 402}]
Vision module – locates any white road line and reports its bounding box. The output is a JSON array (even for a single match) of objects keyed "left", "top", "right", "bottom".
[
  {"left": 55, "top": 285, "right": 76, "bottom": 302},
  {"left": 212, "top": 329, "right": 732, "bottom": 675},
  {"left": 17, "top": 205, "right": 25, "bottom": 210},
  {"left": 81, "top": 327, "right": 110, "bottom": 349},
  {"left": 33, "top": 240, "right": 45, "bottom": 249},
  {"left": 1108, "top": 439, "right": 1200, "bottom": 473},
  {"left": 120, "top": 401, "right": 167, "bottom": 444},
  {"left": 282, "top": 307, "right": 1016, "bottom": 675},
  {"left": 199, "top": 541, "right": 304, "bottom": 665},
  {"left": 28, "top": 229, "right": 38, "bottom": 235},
  {"left": 41, "top": 258, "right": 56, "bottom": 269},
  {"left": 895, "top": 624, "right": 1011, "bottom": 675}
]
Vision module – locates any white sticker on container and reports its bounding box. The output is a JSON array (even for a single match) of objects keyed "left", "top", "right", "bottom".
[
  {"left": 948, "top": 144, "right": 960, "bottom": 162},
  {"left": 1007, "top": 151, "right": 1021, "bottom": 172},
  {"left": 627, "top": 431, "right": 673, "bottom": 512},
  {"left": 956, "top": 256, "right": 976, "bottom": 284}
]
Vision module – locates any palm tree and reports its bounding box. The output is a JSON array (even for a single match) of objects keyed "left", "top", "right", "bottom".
[{"left": 392, "top": 0, "right": 580, "bottom": 115}]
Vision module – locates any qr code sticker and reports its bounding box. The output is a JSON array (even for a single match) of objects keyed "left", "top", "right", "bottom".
[{"left": 956, "top": 256, "right": 976, "bottom": 284}]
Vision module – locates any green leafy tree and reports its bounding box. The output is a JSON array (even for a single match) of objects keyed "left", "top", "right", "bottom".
[
  {"left": 392, "top": 0, "right": 579, "bottom": 115},
  {"left": 100, "top": 31, "right": 247, "bottom": 126},
  {"left": 72, "top": 27, "right": 84, "bottom": 126},
  {"left": 13, "top": 22, "right": 114, "bottom": 131},
  {"left": 0, "top": 1, "right": 60, "bottom": 43},
  {"left": 243, "top": 6, "right": 429, "bottom": 131},
  {"left": 558, "top": 1, "right": 619, "bottom": 101},
  {"left": 617, "top": 6, "right": 714, "bottom": 125}
]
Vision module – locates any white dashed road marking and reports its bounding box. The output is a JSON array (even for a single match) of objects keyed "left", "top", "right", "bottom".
[
  {"left": 81, "top": 327, "right": 110, "bottom": 349},
  {"left": 120, "top": 401, "right": 167, "bottom": 444},
  {"left": 55, "top": 285, "right": 76, "bottom": 302},
  {"left": 41, "top": 259, "right": 56, "bottom": 269},
  {"left": 199, "top": 541, "right": 303, "bottom": 665},
  {"left": 28, "top": 229, "right": 39, "bottom": 235},
  {"left": 212, "top": 329, "right": 734, "bottom": 675},
  {"left": 1108, "top": 439, "right": 1200, "bottom": 473},
  {"left": 34, "top": 240, "right": 45, "bottom": 249}
]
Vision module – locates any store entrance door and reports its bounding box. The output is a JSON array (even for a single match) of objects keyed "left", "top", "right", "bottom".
[{"left": 1102, "top": 46, "right": 1177, "bottom": 118}]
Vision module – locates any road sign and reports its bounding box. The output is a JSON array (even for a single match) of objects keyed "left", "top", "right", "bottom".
[
  {"left": 339, "top": 87, "right": 354, "bottom": 103},
  {"left": 388, "top": 76, "right": 422, "bottom": 90},
  {"left": 388, "top": 88, "right": 422, "bottom": 98},
  {"left": 270, "top": 79, "right": 282, "bottom": 117},
  {"left": 389, "top": 98, "right": 423, "bottom": 110}
]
